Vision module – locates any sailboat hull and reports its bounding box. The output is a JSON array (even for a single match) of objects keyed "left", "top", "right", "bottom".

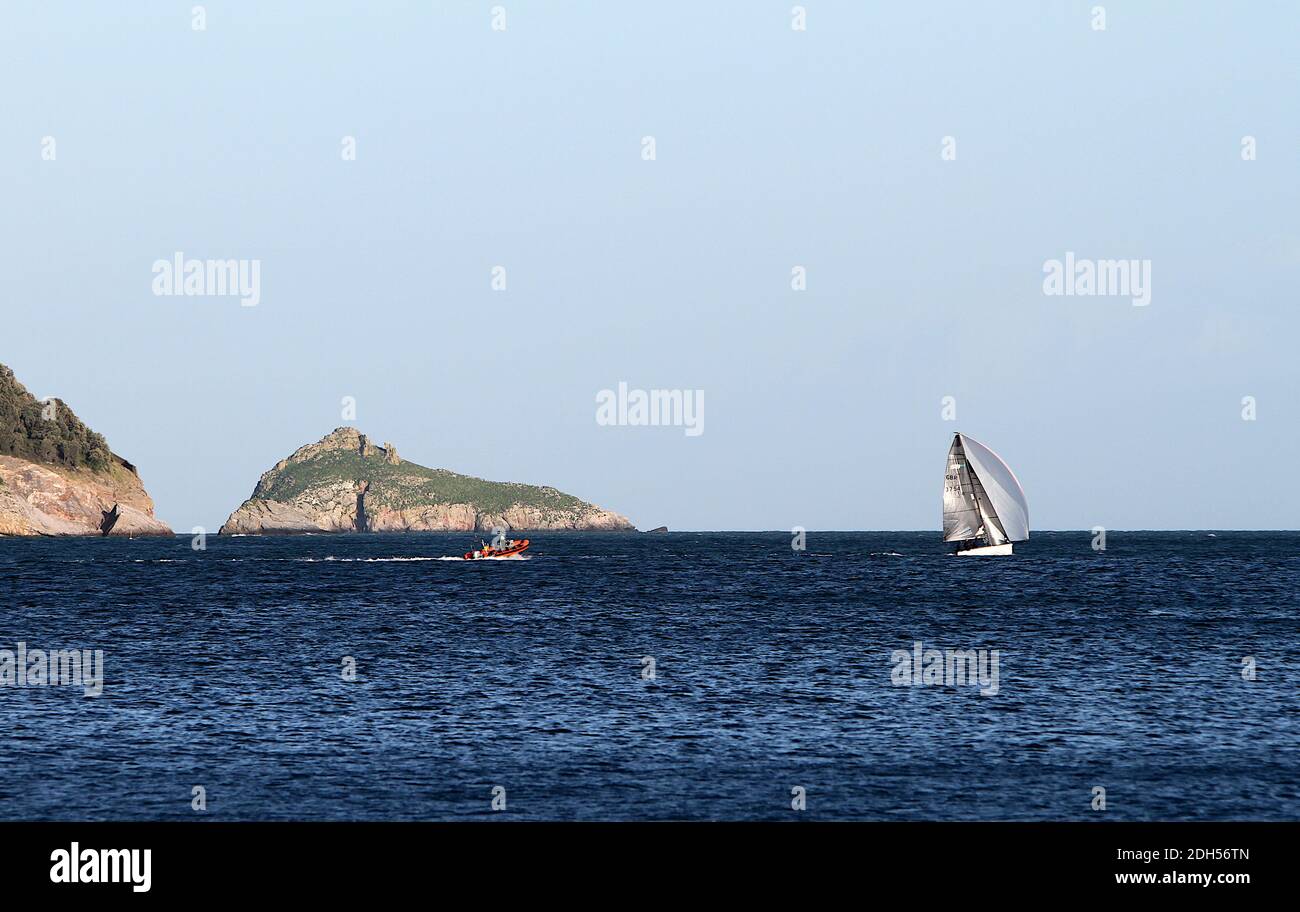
[{"left": 956, "top": 543, "right": 1013, "bottom": 556}]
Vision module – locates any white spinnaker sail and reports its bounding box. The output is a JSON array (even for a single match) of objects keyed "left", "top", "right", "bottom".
[
  {"left": 957, "top": 434, "right": 1029, "bottom": 542},
  {"left": 968, "top": 466, "right": 1009, "bottom": 545}
]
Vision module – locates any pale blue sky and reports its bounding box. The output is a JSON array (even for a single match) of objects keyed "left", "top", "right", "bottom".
[{"left": 2, "top": 1, "right": 1297, "bottom": 531}]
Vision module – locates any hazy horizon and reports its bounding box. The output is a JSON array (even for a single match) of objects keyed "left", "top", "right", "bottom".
[{"left": 4, "top": 2, "right": 1297, "bottom": 533}]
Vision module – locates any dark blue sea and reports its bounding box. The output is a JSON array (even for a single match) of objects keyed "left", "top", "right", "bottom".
[{"left": 1, "top": 532, "right": 1297, "bottom": 821}]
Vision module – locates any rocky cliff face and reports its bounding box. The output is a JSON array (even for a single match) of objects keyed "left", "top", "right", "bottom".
[
  {"left": 0, "top": 365, "right": 172, "bottom": 536},
  {"left": 219, "top": 427, "right": 634, "bottom": 534}
]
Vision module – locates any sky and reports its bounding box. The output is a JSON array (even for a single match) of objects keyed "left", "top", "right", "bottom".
[{"left": 2, "top": 1, "right": 1297, "bottom": 532}]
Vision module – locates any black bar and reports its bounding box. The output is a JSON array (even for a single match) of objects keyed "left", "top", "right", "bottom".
[{"left": 0, "top": 821, "right": 1280, "bottom": 897}]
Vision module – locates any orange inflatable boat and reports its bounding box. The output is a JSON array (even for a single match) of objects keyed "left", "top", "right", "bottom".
[{"left": 463, "top": 538, "right": 530, "bottom": 560}]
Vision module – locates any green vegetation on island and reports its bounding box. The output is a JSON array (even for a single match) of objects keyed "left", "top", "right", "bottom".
[
  {"left": 0, "top": 364, "right": 113, "bottom": 472},
  {"left": 221, "top": 427, "right": 634, "bottom": 533},
  {"left": 255, "top": 446, "right": 590, "bottom": 517}
]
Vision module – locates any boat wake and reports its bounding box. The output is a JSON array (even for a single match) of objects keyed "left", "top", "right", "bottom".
[
  {"left": 295, "top": 556, "right": 444, "bottom": 563},
  {"left": 125, "top": 556, "right": 533, "bottom": 564},
  {"left": 438, "top": 554, "right": 532, "bottom": 561}
]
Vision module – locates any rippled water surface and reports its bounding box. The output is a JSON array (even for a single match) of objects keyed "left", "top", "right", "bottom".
[{"left": 1, "top": 531, "right": 1297, "bottom": 820}]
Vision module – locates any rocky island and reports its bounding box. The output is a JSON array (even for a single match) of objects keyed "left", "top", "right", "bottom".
[
  {"left": 0, "top": 364, "right": 172, "bottom": 536},
  {"left": 219, "top": 427, "right": 634, "bottom": 534}
]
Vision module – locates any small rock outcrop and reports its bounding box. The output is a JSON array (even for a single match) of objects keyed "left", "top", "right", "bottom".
[{"left": 219, "top": 427, "right": 634, "bottom": 535}]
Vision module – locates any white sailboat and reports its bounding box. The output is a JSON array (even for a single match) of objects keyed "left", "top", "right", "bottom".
[{"left": 943, "top": 433, "right": 1028, "bottom": 556}]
